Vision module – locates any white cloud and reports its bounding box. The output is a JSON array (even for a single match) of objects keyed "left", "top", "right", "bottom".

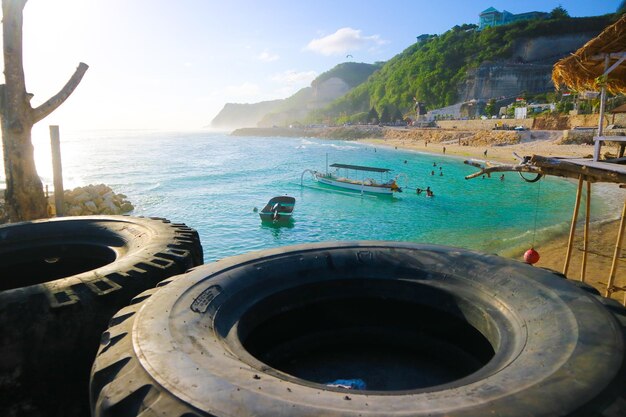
[
  {"left": 258, "top": 50, "right": 279, "bottom": 62},
  {"left": 271, "top": 70, "right": 317, "bottom": 86},
  {"left": 305, "top": 27, "right": 387, "bottom": 56}
]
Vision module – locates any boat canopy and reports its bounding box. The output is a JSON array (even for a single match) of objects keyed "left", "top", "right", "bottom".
[{"left": 329, "top": 163, "right": 390, "bottom": 173}]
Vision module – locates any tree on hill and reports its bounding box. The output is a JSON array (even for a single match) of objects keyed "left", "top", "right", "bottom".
[
  {"left": 1, "top": 0, "right": 88, "bottom": 221},
  {"left": 367, "top": 107, "right": 379, "bottom": 124},
  {"left": 550, "top": 6, "right": 570, "bottom": 19},
  {"left": 380, "top": 106, "right": 391, "bottom": 124},
  {"left": 619, "top": 0, "right": 626, "bottom": 14},
  {"left": 485, "top": 99, "right": 497, "bottom": 117},
  {"left": 393, "top": 108, "right": 404, "bottom": 123}
]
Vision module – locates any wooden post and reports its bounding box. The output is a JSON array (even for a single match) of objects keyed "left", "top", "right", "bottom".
[
  {"left": 594, "top": 55, "right": 610, "bottom": 161},
  {"left": 563, "top": 175, "right": 584, "bottom": 276},
  {"left": 597, "top": 87, "right": 607, "bottom": 137},
  {"left": 50, "top": 125, "right": 64, "bottom": 217},
  {"left": 580, "top": 181, "right": 591, "bottom": 282},
  {"left": 607, "top": 198, "right": 626, "bottom": 298}
]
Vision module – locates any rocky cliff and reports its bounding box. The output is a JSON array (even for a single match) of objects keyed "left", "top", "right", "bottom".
[
  {"left": 461, "top": 62, "right": 553, "bottom": 101},
  {"left": 460, "top": 33, "right": 597, "bottom": 101},
  {"left": 210, "top": 99, "right": 283, "bottom": 129}
]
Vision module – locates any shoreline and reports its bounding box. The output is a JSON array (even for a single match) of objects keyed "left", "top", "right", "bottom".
[
  {"left": 231, "top": 125, "right": 625, "bottom": 299},
  {"left": 357, "top": 134, "right": 626, "bottom": 301}
]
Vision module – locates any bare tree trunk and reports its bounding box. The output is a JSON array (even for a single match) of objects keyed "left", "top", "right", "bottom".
[
  {"left": 1, "top": 115, "right": 46, "bottom": 221},
  {"left": 1, "top": 0, "right": 88, "bottom": 222}
]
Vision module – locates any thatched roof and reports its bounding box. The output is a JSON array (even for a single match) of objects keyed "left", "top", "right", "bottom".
[
  {"left": 610, "top": 103, "right": 626, "bottom": 113},
  {"left": 553, "top": 14, "right": 626, "bottom": 94}
]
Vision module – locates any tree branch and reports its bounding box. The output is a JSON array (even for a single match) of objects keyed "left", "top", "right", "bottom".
[
  {"left": 31, "top": 62, "right": 89, "bottom": 123},
  {"left": 464, "top": 159, "right": 543, "bottom": 179},
  {"left": 465, "top": 154, "right": 626, "bottom": 183},
  {"left": 2, "top": 0, "right": 28, "bottom": 120}
]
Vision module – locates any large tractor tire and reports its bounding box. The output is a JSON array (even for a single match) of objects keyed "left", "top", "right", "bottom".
[
  {"left": 0, "top": 215, "right": 203, "bottom": 417},
  {"left": 90, "top": 242, "right": 626, "bottom": 417}
]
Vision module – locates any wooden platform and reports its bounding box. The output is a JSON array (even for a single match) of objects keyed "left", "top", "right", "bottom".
[
  {"left": 594, "top": 135, "right": 626, "bottom": 161},
  {"left": 560, "top": 157, "right": 626, "bottom": 176}
]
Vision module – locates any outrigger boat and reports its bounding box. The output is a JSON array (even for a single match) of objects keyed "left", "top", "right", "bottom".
[
  {"left": 259, "top": 196, "right": 295, "bottom": 224},
  {"left": 302, "top": 162, "right": 404, "bottom": 195}
]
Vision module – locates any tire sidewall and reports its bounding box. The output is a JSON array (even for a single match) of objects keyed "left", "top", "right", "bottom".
[
  {"left": 0, "top": 215, "right": 203, "bottom": 417},
  {"left": 132, "top": 242, "right": 625, "bottom": 417}
]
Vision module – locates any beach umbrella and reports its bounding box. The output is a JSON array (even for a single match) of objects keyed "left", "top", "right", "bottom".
[{"left": 553, "top": 14, "right": 626, "bottom": 148}]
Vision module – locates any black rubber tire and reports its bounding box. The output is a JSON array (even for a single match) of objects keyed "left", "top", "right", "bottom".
[
  {"left": 90, "top": 242, "right": 626, "bottom": 417},
  {"left": 0, "top": 215, "right": 203, "bottom": 417}
]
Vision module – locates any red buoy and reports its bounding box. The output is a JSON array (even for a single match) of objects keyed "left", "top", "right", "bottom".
[{"left": 524, "top": 248, "right": 540, "bottom": 264}]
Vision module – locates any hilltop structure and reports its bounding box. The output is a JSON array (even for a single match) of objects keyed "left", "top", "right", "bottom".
[{"left": 478, "top": 7, "right": 548, "bottom": 30}]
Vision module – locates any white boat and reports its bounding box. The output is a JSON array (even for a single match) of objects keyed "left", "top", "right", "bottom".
[{"left": 302, "top": 163, "right": 403, "bottom": 195}]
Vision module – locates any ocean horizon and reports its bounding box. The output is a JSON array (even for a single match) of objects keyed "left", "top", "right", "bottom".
[{"left": 0, "top": 128, "right": 610, "bottom": 262}]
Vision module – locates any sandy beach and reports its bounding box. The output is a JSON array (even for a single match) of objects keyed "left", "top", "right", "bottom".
[{"left": 360, "top": 130, "right": 626, "bottom": 302}]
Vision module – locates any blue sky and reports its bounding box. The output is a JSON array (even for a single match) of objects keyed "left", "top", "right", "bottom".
[{"left": 11, "top": 0, "right": 622, "bottom": 130}]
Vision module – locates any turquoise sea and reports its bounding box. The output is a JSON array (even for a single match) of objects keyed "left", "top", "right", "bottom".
[{"left": 1, "top": 129, "right": 611, "bottom": 262}]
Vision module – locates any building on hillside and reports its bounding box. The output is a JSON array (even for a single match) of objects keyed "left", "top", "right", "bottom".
[
  {"left": 478, "top": 7, "right": 548, "bottom": 30},
  {"left": 426, "top": 100, "right": 488, "bottom": 121}
]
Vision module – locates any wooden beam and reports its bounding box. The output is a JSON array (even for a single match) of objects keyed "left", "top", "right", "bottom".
[
  {"left": 564, "top": 175, "right": 584, "bottom": 276},
  {"left": 604, "top": 54, "right": 626, "bottom": 76},
  {"left": 590, "top": 52, "right": 626, "bottom": 61}
]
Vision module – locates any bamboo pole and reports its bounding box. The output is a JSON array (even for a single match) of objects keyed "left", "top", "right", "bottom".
[
  {"left": 606, "top": 198, "right": 626, "bottom": 298},
  {"left": 563, "top": 175, "right": 584, "bottom": 276},
  {"left": 594, "top": 55, "right": 610, "bottom": 161},
  {"left": 580, "top": 181, "right": 591, "bottom": 282}
]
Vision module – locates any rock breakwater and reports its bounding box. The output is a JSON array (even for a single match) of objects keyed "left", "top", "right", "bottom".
[{"left": 57, "top": 184, "right": 134, "bottom": 216}]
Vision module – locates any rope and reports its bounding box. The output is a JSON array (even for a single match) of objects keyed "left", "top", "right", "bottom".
[
  {"left": 518, "top": 172, "right": 543, "bottom": 183},
  {"left": 531, "top": 179, "right": 542, "bottom": 247}
]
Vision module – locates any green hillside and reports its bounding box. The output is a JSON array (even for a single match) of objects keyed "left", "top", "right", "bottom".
[
  {"left": 256, "top": 62, "right": 382, "bottom": 127},
  {"left": 313, "top": 61, "right": 385, "bottom": 89},
  {"left": 211, "top": 62, "right": 381, "bottom": 128},
  {"left": 307, "top": 14, "right": 616, "bottom": 125}
]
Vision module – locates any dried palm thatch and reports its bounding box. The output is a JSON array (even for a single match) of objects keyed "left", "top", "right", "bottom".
[{"left": 553, "top": 14, "right": 626, "bottom": 94}]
